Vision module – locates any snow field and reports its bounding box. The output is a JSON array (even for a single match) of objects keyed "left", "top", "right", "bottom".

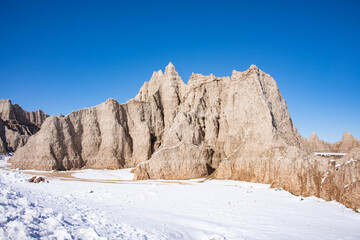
[
  {"left": 0, "top": 170, "right": 162, "bottom": 240},
  {"left": 0, "top": 156, "right": 360, "bottom": 240}
]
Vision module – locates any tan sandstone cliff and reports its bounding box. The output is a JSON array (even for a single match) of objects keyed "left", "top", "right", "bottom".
[
  {"left": 0, "top": 99, "right": 48, "bottom": 154},
  {"left": 9, "top": 63, "right": 360, "bottom": 210}
]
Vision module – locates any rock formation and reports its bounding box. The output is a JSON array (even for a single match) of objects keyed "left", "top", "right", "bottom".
[
  {"left": 333, "top": 132, "right": 360, "bottom": 153},
  {"left": 309, "top": 132, "right": 360, "bottom": 153},
  {"left": 308, "top": 132, "right": 333, "bottom": 152},
  {"left": 9, "top": 63, "right": 360, "bottom": 210},
  {"left": 0, "top": 99, "right": 48, "bottom": 154},
  {"left": 135, "top": 65, "right": 310, "bottom": 181},
  {"left": 10, "top": 63, "right": 184, "bottom": 170}
]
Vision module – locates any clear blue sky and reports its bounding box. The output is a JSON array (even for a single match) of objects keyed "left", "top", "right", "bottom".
[{"left": 0, "top": 0, "right": 359, "bottom": 143}]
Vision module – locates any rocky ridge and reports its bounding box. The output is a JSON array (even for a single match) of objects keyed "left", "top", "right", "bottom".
[
  {"left": 9, "top": 63, "right": 360, "bottom": 210},
  {"left": 0, "top": 99, "right": 48, "bottom": 154},
  {"left": 309, "top": 132, "right": 360, "bottom": 153}
]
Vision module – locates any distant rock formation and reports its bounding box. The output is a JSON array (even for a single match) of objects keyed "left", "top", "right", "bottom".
[
  {"left": 9, "top": 63, "right": 360, "bottom": 210},
  {"left": 0, "top": 99, "right": 49, "bottom": 154},
  {"left": 333, "top": 132, "right": 360, "bottom": 153},
  {"left": 309, "top": 132, "right": 360, "bottom": 153},
  {"left": 308, "top": 132, "right": 332, "bottom": 152}
]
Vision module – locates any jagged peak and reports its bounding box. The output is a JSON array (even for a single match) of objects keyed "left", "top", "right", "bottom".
[
  {"left": 231, "top": 65, "right": 261, "bottom": 77},
  {"left": 249, "top": 64, "right": 259, "bottom": 71},
  {"left": 34, "top": 109, "right": 45, "bottom": 114},
  {"left": 341, "top": 131, "right": 356, "bottom": 141},
  {"left": 135, "top": 63, "right": 184, "bottom": 101},
  {"left": 309, "top": 132, "right": 319, "bottom": 140},
  {"left": 188, "top": 73, "right": 217, "bottom": 86},
  {"left": 149, "top": 70, "right": 164, "bottom": 82},
  {"left": 166, "top": 61, "right": 174, "bottom": 69},
  {"left": 164, "top": 62, "right": 178, "bottom": 76},
  {"left": 105, "top": 98, "right": 118, "bottom": 104},
  {"left": 149, "top": 71, "right": 156, "bottom": 80},
  {"left": 343, "top": 131, "right": 352, "bottom": 137}
]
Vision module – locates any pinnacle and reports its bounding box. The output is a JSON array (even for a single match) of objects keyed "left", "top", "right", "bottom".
[
  {"left": 105, "top": 98, "right": 117, "bottom": 104},
  {"left": 150, "top": 69, "right": 163, "bottom": 80},
  {"left": 343, "top": 131, "right": 351, "bottom": 136},
  {"left": 309, "top": 132, "right": 319, "bottom": 139},
  {"left": 165, "top": 62, "right": 177, "bottom": 75},
  {"left": 249, "top": 64, "right": 259, "bottom": 71},
  {"left": 342, "top": 131, "right": 353, "bottom": 139}
]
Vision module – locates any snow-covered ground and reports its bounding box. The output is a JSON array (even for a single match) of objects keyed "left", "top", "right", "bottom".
[
  {"left": 1, "top": 157, "right": 360, "bottom": 240},
  {"left": 71, "top": 168, "right": 135, "bottom": 181}
]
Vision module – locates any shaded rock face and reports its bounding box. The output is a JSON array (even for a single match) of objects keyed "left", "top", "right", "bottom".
[
  {"left": 309, "top": 132, "right": 360, "bottom": 153},
  {"left": 0, "top": 99, "right": 49, "bottom": 154},
  {"left": 9, "top": 63, "right": 360, "bottom": 210}
]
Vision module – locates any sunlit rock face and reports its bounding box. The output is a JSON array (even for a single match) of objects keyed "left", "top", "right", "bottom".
[{"left": 9, "top": 63, "right": 360, "bottom": 210}]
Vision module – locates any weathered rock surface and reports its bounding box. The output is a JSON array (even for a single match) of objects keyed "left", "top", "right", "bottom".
[
  {"left": 9, "top": 63, "right": 360, "bottom": 210},
  {"left": 309, "top": 132, "right": 360, "bottom": 153},
  {"left": 10, "top": 63, "right": 185, "bottom": 170},
  {"left": 0, "top": 99, "right": 49, "bottom": 154},
  {"left": 135, "top": 65, "right": 310, "bottom": 180}
]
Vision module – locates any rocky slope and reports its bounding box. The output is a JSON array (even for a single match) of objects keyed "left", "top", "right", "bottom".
[
  {"left": 9, "top": 63, "right": 360, "bottom": 210},
  {"left": 0, "top": 99, "right": 48, "bottom": 154}
]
